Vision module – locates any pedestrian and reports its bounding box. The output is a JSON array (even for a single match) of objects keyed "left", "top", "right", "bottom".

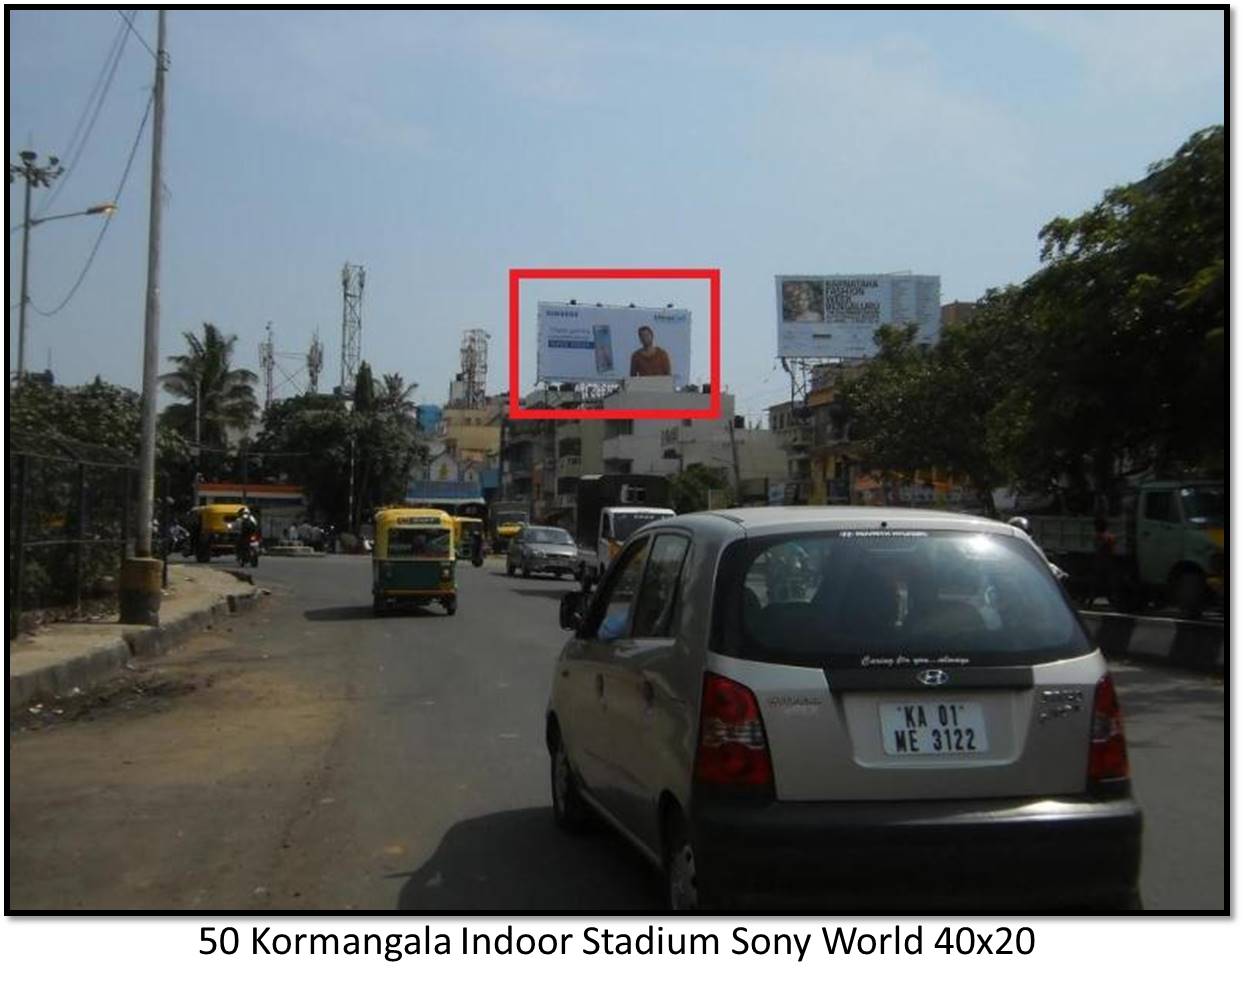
[{"left": 1091, "top": 515, "right": 1117, "bottom": 606}]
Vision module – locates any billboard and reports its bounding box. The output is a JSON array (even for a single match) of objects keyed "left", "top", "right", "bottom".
[
  {"left": 536, "top": 302, "right": 691, "bottom": 386},
  {"left": 776, "top": 274, "right": 941, "bottom": 359}
]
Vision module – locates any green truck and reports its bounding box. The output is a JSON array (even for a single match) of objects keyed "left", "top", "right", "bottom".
[{"left": 1028, "top": 479, "right": 1224, "bottom": 617}]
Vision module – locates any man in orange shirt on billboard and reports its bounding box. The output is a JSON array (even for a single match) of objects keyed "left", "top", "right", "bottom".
[{"left": 629, "top": 325, "right": 672, "bottom": 377}]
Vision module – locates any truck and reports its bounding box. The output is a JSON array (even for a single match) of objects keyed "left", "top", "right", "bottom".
[
  {"left": 575, "top": 474, "right": 675, "bottom": 587},
  {"left": 1028, "top": 479, "right": 1224, "bottom": 617},
  {"left": 489, "top": 500, "right": 531, "bottom": 554}
]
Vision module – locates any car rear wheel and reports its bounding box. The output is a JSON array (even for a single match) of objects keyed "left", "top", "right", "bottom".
[
  {"left": 664, "top": 815, "right": 717, "bottom": 911},
  {"left": 550, "top": 734, "right": 591, "bottom": 833}
]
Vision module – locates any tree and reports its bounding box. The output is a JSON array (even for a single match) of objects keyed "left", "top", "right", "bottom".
[
  {"left": 377, "top": 373, "right": 418, "bottom": 416},
  {"left": 837, "top": 126, "right": 1224, "bottom": 510},
  {"left": 669, "top": 463, "right": 733, "bottom": 514},
  {"left": 1030, "top": 124, "right": 1224, "bottom": 483},
  {"left": 252, "top": 365, "right": 418, "bottom": 530},
  {"left": 159, "top": 323, "right": 259, "bottom": 450}
]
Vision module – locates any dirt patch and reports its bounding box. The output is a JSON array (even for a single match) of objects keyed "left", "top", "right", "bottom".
[{"left": 9, "top": 669, "right": 209, "bottom": 733}]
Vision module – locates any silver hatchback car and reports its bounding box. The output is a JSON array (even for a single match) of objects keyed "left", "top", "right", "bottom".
[{"left": 546, "top": 507, "right": 1141, "bottom": 911}]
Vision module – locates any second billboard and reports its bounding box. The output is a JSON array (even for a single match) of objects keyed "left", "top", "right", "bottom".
[
  {"left": 776, "top": 274, "right": 941, "bottom": 359},
  {"left": 536, "top": 302, "right": 692, "bottom": 386}
]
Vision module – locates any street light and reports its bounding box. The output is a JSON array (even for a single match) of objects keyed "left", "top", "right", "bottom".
[
  {"left": 9, "top": 146, "right": 117, "bottom": 380},
  {"left": 29, "top": 202, "right": 117, "bottom": 227}
]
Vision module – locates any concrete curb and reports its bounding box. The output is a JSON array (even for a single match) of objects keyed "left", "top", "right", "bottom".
[
  {"left": 1081, "top": 611, "right": 1225, "bottom": 673},
  {"left": 9, "top": 584, "right": 261, "bottom": 712}
]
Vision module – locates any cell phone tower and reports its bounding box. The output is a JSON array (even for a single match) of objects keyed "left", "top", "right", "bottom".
[
  {"left": 260, "top": 322, "right": 320, "bottom": 407},
  {"left": 307, "top": 331, "right": 324, "bottom": 394},
  {"left": 460, "top": 328, "right": 490, "bottom": 408},
  {"left": 340, "top": 262, "right": 365, "bottom": 393}
]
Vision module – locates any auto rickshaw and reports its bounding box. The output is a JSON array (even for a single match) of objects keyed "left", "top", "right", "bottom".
[
  {"left": 372, "top": 507, "right": 457, "bottom": 615},
  {"left": 188, "top": 503, "right": 251, "bottom": 563},
  {"left": 453, "top": 516, "right": 484, "bottom": 560}
]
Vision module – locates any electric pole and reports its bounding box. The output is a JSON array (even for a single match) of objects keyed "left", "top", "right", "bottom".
[{"left": 120, "top": 9, "right": 168, "bottom": 625}]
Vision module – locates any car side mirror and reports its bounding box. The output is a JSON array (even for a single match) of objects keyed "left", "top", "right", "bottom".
[{"left": 560, "top": 591, "right": 586, "bottom": 632}]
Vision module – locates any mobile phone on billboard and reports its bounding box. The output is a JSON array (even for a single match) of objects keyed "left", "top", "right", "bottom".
[{"left": 593, "top": 325, "right": 614, "bottom": 374}]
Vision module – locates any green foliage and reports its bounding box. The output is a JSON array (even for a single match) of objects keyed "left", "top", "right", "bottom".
[
  {"left": 253, "top": 367, "right": 418, "bottom": 529},
  {"left": 159, "top": 322, "right": 259, "bottom": 449},
  {"left": 10, "top": 376, "right": 191, "bottom": 474},
  {"left": 839, "top": 125, "right": 1224, "bottom": 505},
  {"left": 9, "top": 377, "right": 194, "bottom": 611},
  {"left": 669, "top": 463, "right": 733, "bottom": 514}
]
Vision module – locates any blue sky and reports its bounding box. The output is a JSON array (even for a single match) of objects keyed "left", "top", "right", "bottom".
[{"left": 7, "top": 8, "right": 1225, "bottom": 423}]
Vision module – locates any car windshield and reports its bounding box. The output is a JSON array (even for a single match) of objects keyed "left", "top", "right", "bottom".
[
  {"left": 388, "top": 527, "right": 451, "bottom": 559},
  {"left": 1180, "top": 487, "right": 1224, "bottom": 526},
  {"left": 526, "top": 527, "right": 574, "bottom": 545},
  {"left": 610, "top": 513, "right": 668, "bottom": 542},
  {"left": 713, "top": 529, "right": 1090, "bottom": 668}
]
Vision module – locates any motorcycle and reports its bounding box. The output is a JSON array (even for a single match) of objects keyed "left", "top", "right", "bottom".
[{"left": 237, "top": 534, "right": 261, "bottom": 568}]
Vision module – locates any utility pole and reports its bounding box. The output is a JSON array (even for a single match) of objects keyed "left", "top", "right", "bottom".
[
  {"left": 9, "top": 150, "right": 63, "bottom": 381},
  {"left": 120, "top": 9, "right": 168, "bottom": 625},
  {"left": 726, "top": 411, "right": 742, "bottom": 491}
]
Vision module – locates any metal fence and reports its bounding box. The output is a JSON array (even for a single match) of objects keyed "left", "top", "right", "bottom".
[{"left": 8, "top": 434, "right": 141, "bottom": 636}]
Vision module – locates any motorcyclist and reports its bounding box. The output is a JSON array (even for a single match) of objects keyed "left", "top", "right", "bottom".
[
  {"left": 1008, "top": 516, "right": 1069, "bottom": 583},
  {"left": 236, "top": 507, "right": 259, "bottom": 563},
  {"left": 167, "top": 519, "right": 190, "bottom": 555}
]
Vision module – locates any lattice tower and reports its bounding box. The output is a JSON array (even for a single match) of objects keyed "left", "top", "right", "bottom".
[
  {"left": 460, "top": 328, "right": 490, "bottom": 408},
  {"left": 340, "top": 263, "right": 366, "bottom": 392}
]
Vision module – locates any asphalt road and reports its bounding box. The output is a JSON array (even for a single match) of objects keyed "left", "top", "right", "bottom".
[{"left": 7, "top": 555, "right": 1226, "bottom": 912}]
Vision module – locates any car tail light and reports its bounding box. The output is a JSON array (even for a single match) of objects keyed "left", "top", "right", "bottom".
[
  {"left": 1088, "top": 673, "right": 1130, "bottom": 785},
  {"left": 695, "top": 673, "right": 774, "bottom": 794}
]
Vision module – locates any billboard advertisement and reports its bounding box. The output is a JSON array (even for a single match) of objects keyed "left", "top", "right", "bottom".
[
  {"left": 776, "top": 274, "right": 941, "bottom": 359},
  {"left": 536, "top": 302, "right": 692, "bottom": 386}
]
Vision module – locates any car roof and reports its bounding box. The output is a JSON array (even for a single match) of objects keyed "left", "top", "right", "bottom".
[{"left": 680, "top": 506, "right": 1016, "bottom": 538}]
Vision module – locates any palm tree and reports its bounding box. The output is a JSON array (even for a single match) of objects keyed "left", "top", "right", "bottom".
[
  {"left": 378, "top": 373, "right": 418, "bottom": 416},
  {"left": 160, "top": 323, "right": 259, "bottom": 450}
]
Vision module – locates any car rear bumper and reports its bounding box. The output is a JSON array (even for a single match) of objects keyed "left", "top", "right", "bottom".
[
  {"left": 691, "top": 793, "right": 1142, "bottom": 912},
  {"left": 526, "top": 557, "right": 580, "bottom": 573}
]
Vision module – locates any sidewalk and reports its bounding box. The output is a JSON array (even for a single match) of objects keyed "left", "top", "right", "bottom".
[{"left": 8, "top": 565, "right": 261, "bottom": 711}]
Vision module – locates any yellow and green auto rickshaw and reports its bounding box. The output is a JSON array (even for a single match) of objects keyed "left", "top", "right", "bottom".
[
  {"left": 188, "top": 503, "right": 250, "bottom": 562},
  {"left": 372, "top": 507, "right": 457, "bottom": 615},
  {"left": 453, "top": 516, "right": 484, "bottom": 560}
]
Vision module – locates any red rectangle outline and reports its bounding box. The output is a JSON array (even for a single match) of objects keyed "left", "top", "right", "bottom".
[{"left": 508, "top": 268, "right": 721, "bottom": 420}]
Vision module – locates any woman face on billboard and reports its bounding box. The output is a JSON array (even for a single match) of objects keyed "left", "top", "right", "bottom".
[{"left": 783, "top": 280, "right": 823, "bottom": 322}]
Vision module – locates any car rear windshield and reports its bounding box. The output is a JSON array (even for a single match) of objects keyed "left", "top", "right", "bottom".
[
  {"left": 711, "top": 529, "right": 1090, "bottom": 668},
  {"left": 611, "top": 512, "right": 669, "bottom": 542},
  {"left": 388, "top": 528, "right": 451, "bottom": 559},
  {"left": 526, "top": 527, "right": 574, "bottom": 544}
]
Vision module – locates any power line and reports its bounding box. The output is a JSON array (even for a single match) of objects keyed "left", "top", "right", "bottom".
[
  {"left": 37, "top": 14, "right": 131, "bottom": 216},
  {"left": 30, "top": 91, "right": 153, "bottom": 318},
  {"left": 116, "top": 8, "right": 158, "bottom": 63}
]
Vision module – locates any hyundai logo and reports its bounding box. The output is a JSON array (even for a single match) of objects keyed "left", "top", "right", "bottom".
[{"left": 917, "top": 669, "right": 949, "bottom": 687}]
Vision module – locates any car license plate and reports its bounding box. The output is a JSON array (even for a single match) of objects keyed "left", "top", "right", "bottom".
[{"left": 880, "top": 700, "right": 989, "bottom": 755}]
